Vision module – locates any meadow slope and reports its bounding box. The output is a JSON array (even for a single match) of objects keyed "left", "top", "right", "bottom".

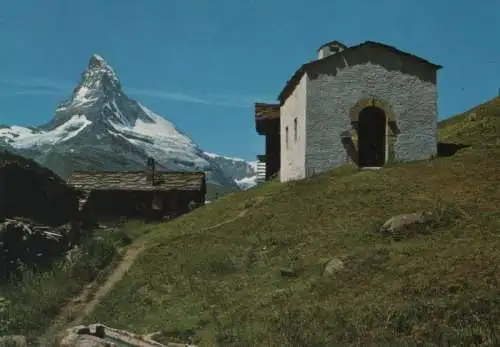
[{"left": 84, "top": 97, "right": 500, "bottom": 346}]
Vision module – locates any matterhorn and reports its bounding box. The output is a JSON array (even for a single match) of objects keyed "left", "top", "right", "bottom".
[{"left": 0, "top": 54, "right": 257, "bottom": 195}]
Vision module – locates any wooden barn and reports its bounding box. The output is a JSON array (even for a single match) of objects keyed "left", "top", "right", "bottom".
[
  {"left": 67, "top": 159, "right": 206, "bottom": 223},
  {"left": 255, "top": 103, "right": 281, "bottom": 181}
]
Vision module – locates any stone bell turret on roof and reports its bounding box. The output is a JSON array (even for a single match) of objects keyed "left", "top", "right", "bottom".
[{"left": 317, "top": 40, "right": 347, "bottom": 59}]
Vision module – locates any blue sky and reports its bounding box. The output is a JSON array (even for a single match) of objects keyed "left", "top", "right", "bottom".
[{"left": 0, "top": 0, "right": 498, "bottom": 161}]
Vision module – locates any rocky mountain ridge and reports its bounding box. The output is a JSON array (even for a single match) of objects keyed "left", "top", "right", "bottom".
[{"left": 0, "top": 54, "right": 257, "bottom": 195}]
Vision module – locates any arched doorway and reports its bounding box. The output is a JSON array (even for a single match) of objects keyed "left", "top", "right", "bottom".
[{"left": 358, "top": 106, "right": 386, "bottom": 167}]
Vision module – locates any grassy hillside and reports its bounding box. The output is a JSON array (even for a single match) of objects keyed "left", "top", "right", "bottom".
[
  {"left": 438, "top": 96, "right": 500, "bottom": 146},
  {"left": 0, "top": 222, "right": 149, "bottom": 343},
  {"left": 206, "top": 182, "right": 241, "bottom": 202},
  {"left": 82, "top": 98, "right": 500, "bottom": 346}
]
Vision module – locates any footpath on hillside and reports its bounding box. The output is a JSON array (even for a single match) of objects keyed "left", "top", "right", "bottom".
[
  {"left": 42, "top": 197, "right": 267, "bottom": 345},
  {"left": 40, "top": 237, "right": 148, "bottom": 345}
]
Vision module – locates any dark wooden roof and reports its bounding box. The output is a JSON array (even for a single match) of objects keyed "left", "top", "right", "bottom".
[
  {"left": 67, "top": 171, "right": 206, "bottom": 192},
  {"left": 255, "top": 103, "right": 280, "bottom": 120},
  {"left": 278, "top": 41, "right": 442, "bottom": 104},
  {"left": 255, "top": 103, "right": 280, "bottom": 135}
]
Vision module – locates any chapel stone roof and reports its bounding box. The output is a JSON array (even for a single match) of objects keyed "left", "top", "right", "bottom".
[{"left": 278, "top": 40, "right": 442, "bottom": 104}]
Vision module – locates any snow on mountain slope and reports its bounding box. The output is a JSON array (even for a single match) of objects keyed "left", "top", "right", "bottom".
[
  {"left": 0, "top": 54, "right": 256, "bottom": 192},
  {"left": 0, "top": 115, "right": 92, "bottom": 148},
  {"left": 108, "top": 102, "right": 209, "bottom": 168},
  {"left": 234, "top": 175, "right": 258, "bottom": 190},
  {"left": 203, "top": 152, "right": 258, "bottom": 189}
]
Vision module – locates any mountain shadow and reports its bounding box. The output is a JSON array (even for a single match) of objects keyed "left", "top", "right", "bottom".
[{"left": 0, "top": 149, "right": 79, "bottom": 226}]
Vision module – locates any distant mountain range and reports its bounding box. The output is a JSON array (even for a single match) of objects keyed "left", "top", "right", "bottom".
[{"left": 0, "top": 54, "right": 257, "bottom": 198}]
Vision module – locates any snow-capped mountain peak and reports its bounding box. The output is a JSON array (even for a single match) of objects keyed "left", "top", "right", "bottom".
[
  {"left": 57, "top": 54, "right": 122, "bottom": 112},
  {"left": 48, "top": 54, "right": 150, "bottom": 129},
  {"left": 0, "top": 54, "right": 258, "bottom": 194}
]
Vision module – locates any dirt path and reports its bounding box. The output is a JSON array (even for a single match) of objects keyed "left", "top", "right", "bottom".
[
  {"left": 201, "top": 209, "right": 248, "bottom": 231},
  {"left": 41, "top": 238, "right": 148, "bottom": 344},
  {"left": 75, "top": 239, "right": 147, "bottom": 324},
  {"left": 201, "top": 196, "right": 265, "bottom": 232},
  {"left": 44, "top": 197, "right": 267, "bottom": 344}
]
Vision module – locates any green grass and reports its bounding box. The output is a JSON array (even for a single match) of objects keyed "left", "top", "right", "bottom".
[
  {"left": 206, "top": 182, "right": 241, "bottom": 202},
  {"left": 0, "top": 222, "right": 152, "bottom": 342},
  {"left": 1, "top": 97, "right": 496, "bottom": 346},
  {"left": 81, "top": 97, "right": 500, "bottom": 346},
  {"left": 0, "top": 338, "right": 26, "bottom": 347},
  {"left": 438, "top": 96, "right": 500, "bottom": 146}
]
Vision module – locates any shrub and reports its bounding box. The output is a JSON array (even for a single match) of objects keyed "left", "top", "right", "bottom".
[
  {"left": 0, "top": 296, "right": 12, "bottom": 335},
  {"left": 0, "top": 229, "right": 128, "bottom": 338}
]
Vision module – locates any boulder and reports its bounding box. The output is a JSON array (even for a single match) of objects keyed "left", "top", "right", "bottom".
[
  {"left": 380, "top": 211, "right": 432, "bottom": 236},
  {"left": 322, "top": 258, "right": 345, "bottom": 277},
  {"left": 59, "top": 332, "right": 80, "bottom": 347},
  {"left": 89, "top": 324, "right": 106, "bottom": 338},
  {"left": 73, "top": 335, "right": 116, "bottom": 347},
  {"left": 59, "top": 326, "right": 116, "bottom": 347}
]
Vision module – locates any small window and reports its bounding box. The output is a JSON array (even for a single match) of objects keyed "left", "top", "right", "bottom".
[
  {"left": 294, "top": 118, "right": 298, "bottom": 142},
  {"left": 285, "top": 126, "right": 289, "bottom": 149}
]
